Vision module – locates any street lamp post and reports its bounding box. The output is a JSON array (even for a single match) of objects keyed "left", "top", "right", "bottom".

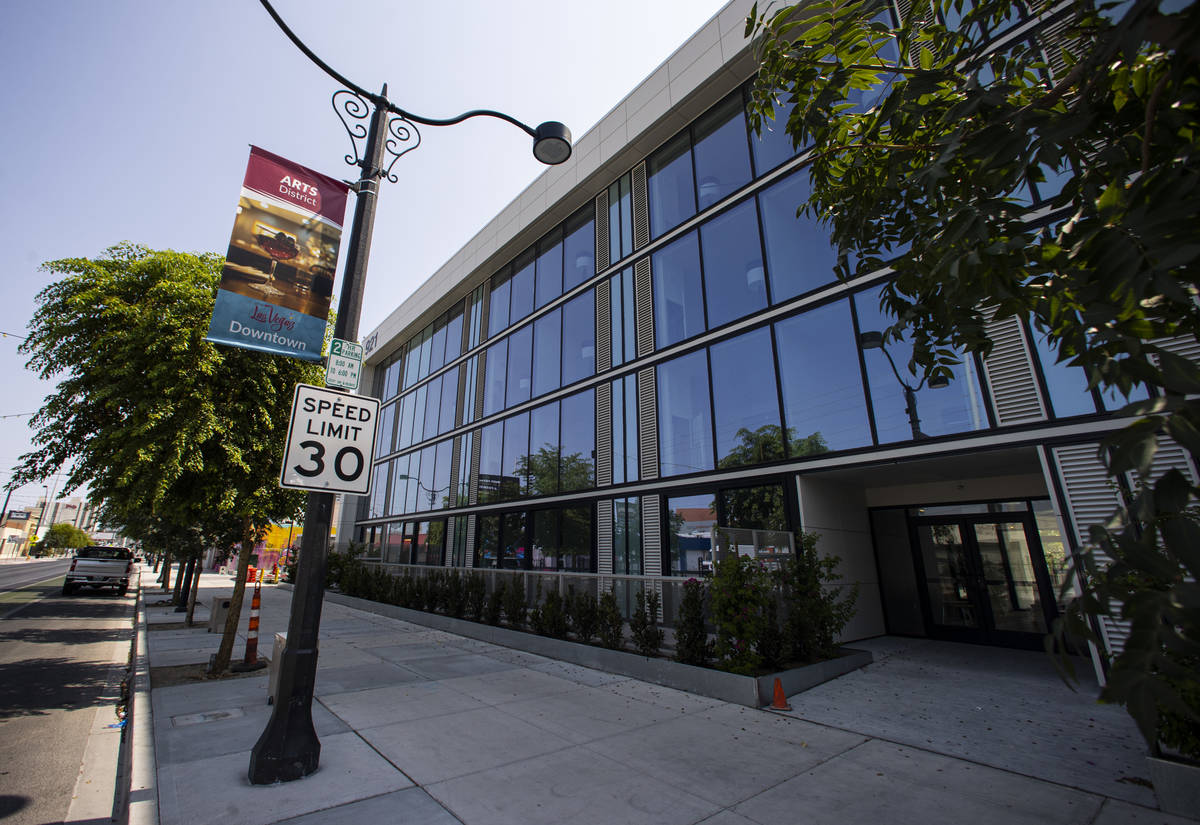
[
  {"left": 248, "top": 0, "right": 570, "bottom": 785},
  {"left": 859, "top": 330, "right": 949, "bottom": 441}
]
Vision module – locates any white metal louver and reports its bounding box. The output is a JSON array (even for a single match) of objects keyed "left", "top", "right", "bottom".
[
  {"left": 1050, "top": 442, "right": 1127, "bottom": 653},
  {"left": 634, "top": 257, "right": 654, "bottom": 359},
  {"left": 637, "top": 366, "right": 658, "bottom": 481},
  {"left": 596, "top": 381, "right": 614, "bottom": 487},
  {"left": 631, "top": 162, "right": 650, "bottom": 251},
  {"left": 464, "top": 513, "right": 476, "bottom": 569},
  {"left": 596, "top": 278, "right": 612, "bottom": 373},
  {"left": 597, "top": 499, "right": 614, "bottom": 575},
  {"left": 981, "top": 309, "right": 1047, "bottom": 425}
]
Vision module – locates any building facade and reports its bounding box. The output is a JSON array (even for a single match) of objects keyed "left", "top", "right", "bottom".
[{"left": 339, "top": 0, "right": 1197, "bottom": 667}]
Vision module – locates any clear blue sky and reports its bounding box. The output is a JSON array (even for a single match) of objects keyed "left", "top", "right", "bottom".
[{"left": 0, "top": 0, "right": 730, "bottom": 513}]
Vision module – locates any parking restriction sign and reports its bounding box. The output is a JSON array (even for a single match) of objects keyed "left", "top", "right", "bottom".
[{"left": 280, "top": 384, "right": 379, "bottom": 495}]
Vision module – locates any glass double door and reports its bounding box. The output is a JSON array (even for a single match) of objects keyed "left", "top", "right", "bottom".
[{"left": 912, "top": 514, "right": 1058, "bottom": 649}]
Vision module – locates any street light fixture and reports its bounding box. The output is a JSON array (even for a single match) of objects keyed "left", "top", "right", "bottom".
[
  {"left": 859, "top": 330, "right": 948, "bottom": 440},
  {"left": 248, "top": 0, "right": 571, "bottom": 785}
]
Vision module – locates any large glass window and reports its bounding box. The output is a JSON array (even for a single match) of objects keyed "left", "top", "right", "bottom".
[
  {"left": 532, "top": 508, "right": 561, "bottom": 571},
  {"left": 502, "top": 511, "right": 527, "bottom": 569},
  {"left": 428, "top": 318, "right": 447, "bottom": 376},
  {"left": 432, "top": 439, "right": 452, "bottom": 510},
  {"left": 468, "top": 285, "right": 485, "bottom": 350},
  {"left": 505, "top": 325, "right": 533, "bottom": 409},
  {"left": 422, "top": 374, "right": 442, "bottom": 441},
  {"left": 483, "top": 339, "right": 507, "bottom": 417},
  {"left": 563, "top": 207, "right": 595, "bottom": 292},
  {"left": 477, "top": 514, "right": 500, "bottom": 568},
  {"left": 720, "top": 483, "right": 787, "bottom": 531},
  {"left": 389, "top": 453, "right": 410, "bottom": 516},
  {"left": 561, "top": 290, "right": 595, "bottom": 385},
  {"left": 559, "top": 388, "right": 595, "bottom": 492},
  {"left": 410, "top": 384, "right": 427, "bottom": 447},
  {"left": 693, "top": 93, "right": 753, "bottom": 210},
  {"left": 418, "top": 444, "right": 437, "bottom": 512},
  {"left": 509, "top": 251, "right": 535, "bottom": 325},
  {"left": 657, "top": 350, "right": 714, "bottom": 477},
  {"left": 1031, "top": 326, "right": 1096, "bottom": 418},
  {"left": 488, "top": 271, "right": 511, "bottom": 339},
  {"left": 652, "top": 232, "right": 705, "bottom": 350},
  {"left": 750, "top": 96, "right": 800, "bottom": 176},
  {"left": 855, "top": 285, "right": 990, "bottom": 442},
  {"left": 383, "top": 358, "right": 403, "bottom": 401},
  {"left": 759, "top": 170, "right": 838, "bottom": 303},
  {"left": 405, "top": 448, "right": 423, "bottom": 514},
  {"left": 613, "top": 497, "right": 642, "bottom": 575},
  {"left": 369, "top": 462, "right": 389, "bottom": 518},
  {"left": 562, "top": 505, "right": 592, "bottom": 570},
  {"left": 710, "top": 328, "right": 783, "bottom": 468},
  {"left": 610, "top": 267, "right": 637, "bottom": 367},
  {"left": 612, "top": 374, "right": 639, "bottom": 484},
  {"left": 700, "top": 199, "right": 767, "bottom": 329},
  {"left": 438, "top": 365, "right": 458, "bottom": 435},
  {"left": 667, "top": 493, "right": 715, "bottom": 576},
  {"left": 456, "top": 430, "right": 473, "bottom": 506},
  {"left": 535, "top": 230, "right": 563, "bottom": 310},
  {"left": 529, "top": 401, "right": 560, "bottom": 497},
  {"left": 502, "top": 411, "right": 530, "bottom": 500},
  {"left": 647, "top": 131, "right": 696, "bottom": 240},
  {"left": 609, "top": 173, "right": 634, "bottom": 264},
  {"left": 478, "top": 421, "right": 503, "bottom": 504},
  {"left": 532, "top": 309, "right": 561, "bottom": 397},
  {"left": 775, "top": 300, "right": 872, "bottom": 454},
  {"left": 376, "top": 402, "right": 396, "bottom": 459},
  {"left": 444, "top": 303, "right": 464, "bottom": 364}
]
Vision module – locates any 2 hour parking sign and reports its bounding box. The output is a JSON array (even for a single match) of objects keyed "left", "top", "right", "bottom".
[{"left": 280, "top": 383, "right": 379, "bottom": 495}]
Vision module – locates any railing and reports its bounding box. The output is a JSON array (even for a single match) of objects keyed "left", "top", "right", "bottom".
[{"left": 359, "top": 562, "right": 704, "bottom": 627}]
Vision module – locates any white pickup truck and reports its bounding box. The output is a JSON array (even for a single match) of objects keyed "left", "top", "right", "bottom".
[{"left": 63, "top": 546, "right": 133, "bottom": 596}]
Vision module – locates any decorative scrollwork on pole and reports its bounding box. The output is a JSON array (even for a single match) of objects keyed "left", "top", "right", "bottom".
[
  {"left": 332, "top": 89, "right": 371, "bottom": 169},
  {"left": 381, "top": 114, "right": 420, "bottom": 183}
]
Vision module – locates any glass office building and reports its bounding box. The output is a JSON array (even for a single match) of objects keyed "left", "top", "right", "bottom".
[{"left": 341, "top": 0, "right": 1197, "bottom": 664}]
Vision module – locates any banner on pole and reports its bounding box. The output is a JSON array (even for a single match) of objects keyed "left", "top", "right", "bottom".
[{"left": 206, "top": 146, "right": 350, "bottom": 361}]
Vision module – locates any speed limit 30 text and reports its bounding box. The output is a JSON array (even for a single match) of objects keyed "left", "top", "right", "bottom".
[{"left": 301, "top": 396, "right": 373, "bottom": 439}]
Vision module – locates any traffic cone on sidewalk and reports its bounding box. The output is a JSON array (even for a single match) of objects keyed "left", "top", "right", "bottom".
[
  {"left": 770, "top": 677, "right": 792, "bottom": 711},
  {"left": 233, "top": 576, "right": 267, "bottom": 671}
]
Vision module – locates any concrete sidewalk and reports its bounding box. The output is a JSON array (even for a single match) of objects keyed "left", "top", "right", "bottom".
[{"left": 137, "top": 568, "right": 1190, "bottom": 825}]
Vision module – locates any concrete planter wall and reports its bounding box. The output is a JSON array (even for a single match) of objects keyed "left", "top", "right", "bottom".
[
  {"left": 1147, "top": 756, "right": 1200, "bottom": 820},
  {"left": 302, "top": 586, "right": 872, "bottom": 708}
]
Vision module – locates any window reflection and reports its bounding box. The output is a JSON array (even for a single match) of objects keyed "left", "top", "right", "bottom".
[
  {"left": 483, "top": 339, "right": 507, "bottom": 417},
  {"left": 502, "top": 411, "right": 530, "bottom": 501},
  {"left": 561, "top": 290, "right": 595, "bottom": 386},
  {"left": 657, "top": 350, "right": 714, "bottom": 477},
  {"left": 610, "top": 267, "right": 636, "bottom": 367},
  {"left": 478, "top": 421, "right": 503, "bottom": 504},
  {"left": 609, "top": 173, "right": 634, "bottom": 264},
  {"left": 488, "top": 271, "right": 510, "bottom": 339},
  {"left": 652, "top": 232, "right": 705, "bottom": 349},
  {"left": 510, "top": 253, "right": 535, "bottom": 326},
  {"left": 535, "top": 229, "right": 563, "bottom": 310},
  {"left": 647, "top": 131, "right": 696, "bottom": 240},
  {"left": 560, "top": 389, "right": 595, "bottom": 492},
  {"left": 759, "top": 170, "right": 838, "bottom": 303},
  {"left": 612, "top": 374, "right": 639, "bottom": 484},
  {"left": 749, "top": 94, "right": 800, "bottom": 175},
  {"left": 668, "top": 493, "right": 716, "bottom": 575},
  {"left": 710, "top": 328, "right": 783, "bottom": 467},
  {"left": 700, "top": 199, "right": 767, "bottom": 328},
  {"left": 855, "top": 285, "right": 990, "bottom": 442},
  {"left": 532, "top": 309, "right": 562, "bottom": 397},
  {"left": 529, "top": 401, "right": 561, "bottom": 496},
  {"left": 563, "top": 206, "right": 595, "bottom": 292},
  {"left": 775, "top": 301, "right": 872, "bottom": 453},
  {"left": 505, "top": 325, "right": 533, "bottom": 409},
  {"left": 693, "top": 93, "right": 753, "bottom": 209},
  {"left": 613, "top": 496, "right": 642, "bottom": 575}
]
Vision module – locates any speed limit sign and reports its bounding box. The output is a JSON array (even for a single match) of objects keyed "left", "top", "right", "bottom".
[{"left": 280, "top": 384, "right": 380, "bottom": 495}]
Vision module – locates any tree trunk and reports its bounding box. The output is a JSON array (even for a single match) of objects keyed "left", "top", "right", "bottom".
[
  {"left": 152, "top": 554, "right": 160, "bottom": 573},
  {"left": 159, "top": 554, "right": 172, "bottom": 592},
  {"left": 185, "top": 559, "right": 202, "bottom": 627},
  {"left": 175, "top": 557, "right": 196, "bottom": 612},
  {"left": 209, "top": 518, "right": 254, "bottom": 675},
  {"left": 172, "top": 556, "right": 188, "bottom": 604}
]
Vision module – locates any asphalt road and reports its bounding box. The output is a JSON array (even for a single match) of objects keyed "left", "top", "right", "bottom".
[{"left": 0, "top": 561, "right": 134, "bottom": 825}]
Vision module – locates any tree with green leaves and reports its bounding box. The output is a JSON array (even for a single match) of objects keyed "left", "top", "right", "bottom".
[
  {"left": 746, "top": 0, "right": 1200, "bottom": 750},
  {"left": 36, "top": 523, "right": 90, "bottom": 554},
  {"left": 13, "top": 243, "right": 323, "bottom": 673}
]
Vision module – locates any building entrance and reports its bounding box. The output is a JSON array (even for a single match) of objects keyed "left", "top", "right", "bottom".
[{"left": 910, "top": 510, "right": 1060, "bottom": 650}]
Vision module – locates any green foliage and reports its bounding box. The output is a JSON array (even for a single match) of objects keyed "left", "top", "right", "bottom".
[
  {"left": 502, "top": 574, "right": 528, "bottom": 628},
  {"left": 325, "top": 551, "right": 352, "bottom": 590},
  {"left": 630, "top": 588, "right": 664, "bottom": 658},
  {"left": 710, "top": 554, "right": 774, "bottom": 675},
  {"left": 748, "top": 0, "right": 1200, "bottom": 745},
  {"left": 779, "top": 532, "right": 859, "bottom": 664},
  {"left": 466, "top": 572, "right": 487, "bottom": 622},
  {"left": 39, "top": 523, "right": 90, "bottom": 551},
  {"left": 597, "top": 591, "right": 625, "bottom": 649},
  {"left": 758, "top": 597, "right": 786, "bottom": 672},
  {"left": 530, "top": 582, "right": 570, "bottom": 639},
  {"left": 567, "top": 585, "right": 599, "bottom": 644},
  {"left": 484, "top": 580, "right": 504, "bottom": 626},
  {"left": 674, "top": 578, "right": 712, "bottom": 667},
  {"left": 444, "top": 570, "right": 468, "bottom": 618}
]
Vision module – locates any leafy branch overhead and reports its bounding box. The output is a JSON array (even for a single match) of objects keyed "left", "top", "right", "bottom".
[{"left": 746, "top": 0, "right": 1200, "bottom": 751}]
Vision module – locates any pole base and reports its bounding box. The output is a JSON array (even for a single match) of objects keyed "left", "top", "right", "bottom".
[{"left": 248, "top": 648, "right": 321, "bottom": 784}]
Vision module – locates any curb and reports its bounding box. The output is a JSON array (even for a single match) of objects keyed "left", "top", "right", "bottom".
[{"left": 128, "top": 583, "right": 159, "bottom": 825}]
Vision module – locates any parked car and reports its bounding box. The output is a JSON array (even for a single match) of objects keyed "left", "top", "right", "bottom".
[{"left": 62, "top": 546, "right": 133, "bottom": 596}]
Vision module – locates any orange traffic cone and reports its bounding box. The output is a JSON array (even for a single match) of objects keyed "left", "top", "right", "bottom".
[
  {"left": 243, "top": 577, "right": 262, "bottom": 665},
  {"left": 770, "top": 677, "right": 792, "bottom": 711}
]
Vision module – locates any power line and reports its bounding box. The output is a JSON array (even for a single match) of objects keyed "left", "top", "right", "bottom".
[
  {"left": 0, "top": 331, "right": 28, "bottom": 341},
  {"left": 0, "top": 412, "right": 35, "bottom": 420}
]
